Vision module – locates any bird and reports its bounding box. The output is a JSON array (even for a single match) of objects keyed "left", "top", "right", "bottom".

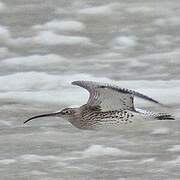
[{"left": 24, "top": 81, "right": 174, "bottom": 130}]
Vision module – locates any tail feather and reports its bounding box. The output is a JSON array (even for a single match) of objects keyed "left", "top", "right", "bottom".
[
  {"left": 136, "top": 109, "right": 175, "bottom": 120},
  {"left": 155, "top": 114, "right": 175, "bottom": 120}
]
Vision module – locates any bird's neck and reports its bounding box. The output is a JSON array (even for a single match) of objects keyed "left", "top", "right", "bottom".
[
  {"left": 66, "top": 108, "right": 83, "bottom": 129},
  {"left": 67, "top": 106, "right": 96, "bottom": 130}
]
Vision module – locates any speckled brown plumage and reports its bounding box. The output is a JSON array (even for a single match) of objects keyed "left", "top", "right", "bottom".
[{"left": 73, "top": 105, "right": 135, "bottom": 129}]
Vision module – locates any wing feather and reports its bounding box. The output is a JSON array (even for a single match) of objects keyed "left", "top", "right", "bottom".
[{"left": 72, "top": 81, "right": 162, "bottom": 111}]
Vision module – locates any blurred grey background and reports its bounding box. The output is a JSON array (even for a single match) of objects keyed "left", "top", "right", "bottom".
[{"left": 0, "top": 1, "right": 180, "bottom": 180}]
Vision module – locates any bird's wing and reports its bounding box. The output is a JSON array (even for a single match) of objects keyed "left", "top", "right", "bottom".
[{"left": 72, "top": 81, "right": 162, "bottom": 111}]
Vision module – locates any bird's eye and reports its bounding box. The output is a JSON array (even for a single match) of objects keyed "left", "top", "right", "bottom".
[
  {"left": 62, "top": 110, "right": 71, "bottom": 115},
  {"left": 65, "top": 110, "right": 70, "bottom": 114}
]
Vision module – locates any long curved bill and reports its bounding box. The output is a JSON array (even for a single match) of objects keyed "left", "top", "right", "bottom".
[{"left": 24, "top": 112, "right": 59, "bottom": 124}]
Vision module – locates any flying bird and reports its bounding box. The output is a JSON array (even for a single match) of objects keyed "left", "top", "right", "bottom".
[{"left": 24, "top": 81, "right": 174, "bottom": 129}]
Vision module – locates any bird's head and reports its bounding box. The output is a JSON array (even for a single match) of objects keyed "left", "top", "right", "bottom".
[
  {"left": 58, "top": 108, "right": 76, "bottom": 119},
  {"left": 24, "top": 107, "right": 76, "bottom": 124}
]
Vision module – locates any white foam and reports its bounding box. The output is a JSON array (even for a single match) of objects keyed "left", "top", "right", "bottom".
[
  {"left": 112, "top": 36, "right": 137, "bottom": 49},
  {"left": 151, "top": 127, "right": 170, "bottom": 135},
  {"left": 19, "top": 154, "right": 56, "bottom": 162},
  {"left": 154, "top": 35, "right": 171, "bottom": 46},
  {"left": 139, "top": 158, "right": 156, "bottom": 164},
  {"left": 0, "top": 2, "right": 6, "bottom": 12},
  {"left": 30, "top": 170, "right": 47, "bottom": 175},
  {"left": 33, "top": 20, "right": 85, "bottom": 32},
  {"left": 0, "top": 72, "right": 110, "bottom": 91},
  {"left": 34, "top": 31, "right": 92, "bottom": 46},
  {"left": 0, "top": 72, "right": 110, "bottom": 105},
  {"left": 0, "top": 25, "right": 10, "bottom": 43},
  {"left": 79, "top": 3, "right": 119, "bottom": 15},
  {"left": 165, "top": 156, "right": 180, "bottom": 166},
  {"left": 8, "top": 30, "right": 93, "bottom": 47},
  {"left": 79, "top": 5, "right": 111, "bottom": 15},
  {"left": 0, "top": 91, "right": 84, "bottom": 106},
  {"left": 0, "top": 25, "right": 32, "bottom": 48},
  {"left": 0, "top": 120, "right": 12, "bottom": 126},
  {"left": 168, "top": 145, "right": 180, "bottom": 152},
  {"left": 0, "top": 159, "right": 16, "bottom": 165},
  {"left": 82, "top": 145, "right": 131, "bottom": 158},
  {"left": 7, "top": 36, "right": 31, "bottom": 46},
  {"left": 55, "top": 7, "right": 68, "bottom": 15},
  {"left": 125, "top": 6, "right": 154, "bottom": 14},
  {"left": 0, "top": 72, "right": 56, "bottom": 91},
  {"left": 154, "top": 17, "right": 180, "bottom": 26},
  {"left": 1, "top": 54, "right": 65, "bottom": 67},
  {"left": 0, "top": 72, "right": 63, "bottom": 91},
  {"left": 0, "top": 47, "right": 9, "bottom": 58}
]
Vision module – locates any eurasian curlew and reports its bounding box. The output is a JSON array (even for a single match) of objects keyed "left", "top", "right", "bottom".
[{"left": 24, "top": 81, "right": 174, "bottom": 129}]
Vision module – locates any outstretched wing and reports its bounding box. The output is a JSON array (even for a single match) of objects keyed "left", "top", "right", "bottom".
[{"left": 72, "top": 81, "right": 162, "bottom": 111}]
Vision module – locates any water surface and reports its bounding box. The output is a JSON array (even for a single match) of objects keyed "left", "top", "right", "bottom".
[{"left": 0, "top": 0, "right": 180, "bottom": 179}]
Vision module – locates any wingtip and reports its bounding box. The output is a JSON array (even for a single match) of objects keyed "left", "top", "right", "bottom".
[
  {"left": 72, "top": 80, "right": 91, "bottom": 86},
  {"left": 71, "top": 81, "right": 78, "bottom": 85},
  {"left": 71, "top": 80, "right": 82, "bottom": 85}
]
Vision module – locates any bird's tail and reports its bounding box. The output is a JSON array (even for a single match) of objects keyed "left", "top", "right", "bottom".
[
  {"left": 154, "top": 113, "right": 175, "bottom": 120},
  {"left": 136, "top": 108, "right": 175, "bottom": 120}
]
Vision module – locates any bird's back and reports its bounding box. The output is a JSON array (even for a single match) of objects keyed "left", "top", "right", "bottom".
[
  {"left": 78, "top": 106, "right": 174, "bottom": 130},
  {"left": 79, "top": 106, "right": 136, "bottom": 129}
]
